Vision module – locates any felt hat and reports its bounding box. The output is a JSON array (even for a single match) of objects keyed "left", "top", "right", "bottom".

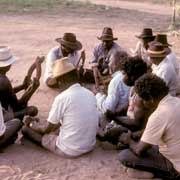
[
  {"left": 55, "top": 33, "right": 82, "bottom": 51},
  {"left": 147, "top": 42, "right": 166, "bottom": 58},
  {"left": 153, "top": 34, "right": 172, "bottom": 47},
  {"left": 136, "top": 28, "right": 155, "bottom": 39},
  {"left": 53, "top": 57, "right": 76, "bottom": 78},
  {"left": 0, "top": 46, "right": 16, "bottom": 67},
  {"left": 97, "top": 27, "right": 118, "bottom": 41}
]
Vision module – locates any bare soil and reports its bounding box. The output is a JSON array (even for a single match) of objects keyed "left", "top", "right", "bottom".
[{"left": 0, "top": 1, "right": 179, "bottom": 179}]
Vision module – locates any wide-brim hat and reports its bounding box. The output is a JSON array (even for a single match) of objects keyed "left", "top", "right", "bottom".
[
  {"left": 97, "top": 27, "right": 118, "bottom": 41},
  {"left": 55, "top": 33, "right": 82, "bottom": 51},
  {"left": 147, "top": 42, "right": 166, "bottom": 57},
  {"left": 0, "top": 46, "right": 16, "bottom": 67},
  {"left": 153, "top": 34, "right": 172, "bottom": 47},
  {"left": 136, "top": 28, "right": 155, "bottom": 39},
  {"left": 53, "top": 57, "right": 76, "bottom": 79}
]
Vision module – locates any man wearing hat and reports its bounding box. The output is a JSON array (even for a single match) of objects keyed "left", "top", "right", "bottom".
[
  {"left": 44, "top": 32, "right": 85, "bottom": 88},
  {"left": 152, "top": 34, "right": 179, "bottom": 75},
  {"left": 148, "top": 42, "right": 179, "bottom": 96},
  {"left": 22, "top": 58, "right": 99, "bottom": 158},
  {"left": 131, "top": 28, "right": 155, "bottom": 65},
  {"left": 0, "top": 46, "right": 39, "bottom": 120},
  {"left": 90, "top": 27, "right": 123, "bottom": 76}
]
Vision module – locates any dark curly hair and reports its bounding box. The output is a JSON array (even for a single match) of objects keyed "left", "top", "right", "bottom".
[
  {"left": 134, "top": 73, "right": 169, "bottom": 101},
  {"left": 121, "top": 56, "right": 147, "bottom": 79}
]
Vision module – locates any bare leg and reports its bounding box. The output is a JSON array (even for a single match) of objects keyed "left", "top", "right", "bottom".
[
  {"left": 0, "top": 119, "right": 22, "bottom": 148},
  {"left": 21, "top": 125, "right": 43, "bottom": 146}
]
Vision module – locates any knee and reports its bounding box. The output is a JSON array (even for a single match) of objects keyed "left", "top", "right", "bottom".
[{"left": 118, "top": 149, "right": 132, "bottom": 164}]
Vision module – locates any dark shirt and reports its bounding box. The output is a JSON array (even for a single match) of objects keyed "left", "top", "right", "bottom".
[{"left": 0, "top": 75, "right": 24, "bottom": 111}]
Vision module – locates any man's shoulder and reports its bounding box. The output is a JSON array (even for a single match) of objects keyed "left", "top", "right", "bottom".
[{"left": 0, "top": 75, "right": 11, "bottom": 88}]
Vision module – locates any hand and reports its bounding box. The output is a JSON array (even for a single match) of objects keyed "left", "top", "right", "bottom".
[
  {"left": 25, "top": 106, "right": 38, "bottom": 117},
  {"left": 22, "top": 75, "right": 32, "bottom": 89},
  {"left": 119, "top": 130, "right": 132, "bottom": 145},
  {"left": 24, "top": 116, "right": 39, "bottom": 126}
]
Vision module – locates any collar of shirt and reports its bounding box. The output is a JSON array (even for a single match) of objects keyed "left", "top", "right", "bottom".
[
  {"left": 68, "top": 83, "right": 81, "bottom": 90},
  {"left": 111, "top": 70, "right": 121, "bottom": 78},
  {"left": 158, "top": 94, "right": 171, "bottom": 107}
]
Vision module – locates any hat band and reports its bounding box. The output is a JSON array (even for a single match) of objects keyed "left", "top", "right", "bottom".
[
  {"left": 0, "top": 55, "right": 12, "bottom": 61},
  {"left": 147, "top": 49, "right": 166, "bottom": 55}
]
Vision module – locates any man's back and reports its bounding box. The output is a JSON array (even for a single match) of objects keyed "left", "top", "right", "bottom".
[{"left": 48, "top": 83, "right": 99, "bottom": 156}]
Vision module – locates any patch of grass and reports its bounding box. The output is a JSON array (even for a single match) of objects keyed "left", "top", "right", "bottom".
[{"left": 0, "top": 0, "right": 96, "bottom": 13}]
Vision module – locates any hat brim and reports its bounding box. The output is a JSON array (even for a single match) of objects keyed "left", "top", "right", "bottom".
[
  {"left": 0, "top": 56, "right": 16, "bottom": 67},
  {"left": 97, "top": 36, "right": 118, "bottom": 41},
  {"left": 148, "top": 52, "right": 166, "bottom": 58},
  {"left": 136, "top": 35, "right": 155, "bottom": 39},
  {"left": 55, "top": 38, "right": 82, "bottom": 51}
]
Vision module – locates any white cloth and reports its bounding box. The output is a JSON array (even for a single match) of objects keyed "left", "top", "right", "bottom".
[
  {"left": 0, "top": 103, "right": 6, "bottom": 137},
  {"left": 167, "top": 51, "right": 179, "bottom": 75},
  {"left": 44, "top": 46, "right": 80, "bottom": 83},
  {"left": 131, "top": 41, "right": 150, "bottom": 64},
  {"left": 89, "top": 42, "right": 122, "bottom": 65},
  {"left": 47, "top": 83, "right": 99, "bottom": 157},
  {"left": 141, "top": 95, "right": 180, "bottom": 172},
  {"left": 152, "top": 57, "right": 179, "bottom": 96},
  {"left": 96, "top": 71, "right": 130, "bottom": 113}
]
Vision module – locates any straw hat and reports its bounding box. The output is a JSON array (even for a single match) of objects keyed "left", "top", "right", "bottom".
[
  {"left": 0, "top": 46, "right": 16, "bottom": 67},
  {"left": 55, "top": 33, "right": 82, "bottom": 51},
  {"left": 147, "top": 42, "right": 166, "bottom": 58},
  {"left": 53, "top": 57, "right": 76, "bottom": 78},
  {"left": 97, "top": 27, "right": 118, "bottom": 41},
  {"left": 136, "top": 28, "right": 155, "bottom": 39}
]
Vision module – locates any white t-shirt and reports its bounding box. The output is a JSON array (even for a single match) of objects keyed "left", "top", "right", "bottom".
[
  {"left": 141, "top": 95, "right": 180, "bottom": 172},
  {"left": 0, "top": 103, "right": 6, "bottom": 136},
  {"left": 47, "top": 83, "right": 99, "bottom": 156},
  {"left": 167, "top": 51, "right": 179, "bottom": 75}
]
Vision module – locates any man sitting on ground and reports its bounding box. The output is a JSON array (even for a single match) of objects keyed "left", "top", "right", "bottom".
[
  {"left": 0, "top": 46, "right": 39, "bottom": 120},
  {"left": 118, "top": 74, "right": 180, "bottom": 180},
  {"left": 22, "top": 58, "right": 99, "bottom": 158},
  {"left": 90, "top": 27, "right": 123, "bottom": 76},
  {"left": 44, "top": 32, "right": 85, "bottom": 88},
  {"left": 94, "top": 51, "right": 130, "bottom": 115},
  {"left": 97, "top": 56, "right": 148, "bottom": 145},
  {"left": 148, "top": 42, "right": 179, "bottom": 96},
  {"left": 131, "top": 28, "right": 155, "bottom": 65}
]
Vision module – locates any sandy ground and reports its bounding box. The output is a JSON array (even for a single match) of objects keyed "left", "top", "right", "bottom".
[{"left": 0, "top": 1, "right": 180, "bottom": 179}]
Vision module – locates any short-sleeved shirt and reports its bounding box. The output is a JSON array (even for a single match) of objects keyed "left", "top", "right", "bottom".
[
  {"left": 96, "top": 71, "right": 130, "bottom": 113},
  {"left": 152, "top": 57, "right": 178, "bottom": 96},
  {"left": 89, "top": 42, "right": 122, "bottom": 65},
  {"left": 141, "top": 95, "right": 180, "bottom": 172},
  {"left": 43, "top": 46, "right": 80, "bottom": 83},
  {"left": 47, "top": 83, "right": 99, "bottom": 157},
  {"left": 0, "top": 103, "right": 6, "bottom": 137}
]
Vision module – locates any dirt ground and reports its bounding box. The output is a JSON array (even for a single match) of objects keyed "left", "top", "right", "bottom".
[{"left": 0, "top": 1, "right": 180, "bottom": 179}]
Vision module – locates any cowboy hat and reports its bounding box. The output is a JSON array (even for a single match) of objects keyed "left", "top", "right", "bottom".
[
  {"left": 0, "top": 46, "right": 16, "bottom": 67},
  {"left": 136, "top": 28, "right": 155, "bottom": 39},
  {"left": 55, "top": 33, "right": 82, "bottom": 51},
  {"left": 53, "top": 57, "right": 76, "bottom": 79},
  {"left": 153, "top": 34, "right": 172, "bottom": 47},
  {"left": 97, "top": 27, "right": 118, "bottom": 41},
  {"left": 147, "top": 42, "right": 166, "bottom": 58}
]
